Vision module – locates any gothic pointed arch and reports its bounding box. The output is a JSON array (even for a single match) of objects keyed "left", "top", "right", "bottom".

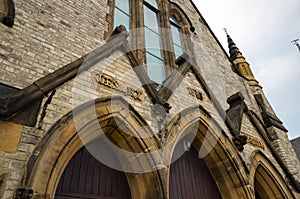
[
  {"left": 249, "top": 150, "right": 294, "bottom": 199},
  {"left": 164, "top": 105, "right": 253, "bottom": 198},
  {"left": 25, "top": 96, "right": 164, "bottom": 199},
  {"left": 168, "top": 2, "right": 194, "bottom": 67},
  {"left": 169, "top": 2, "right": 194, "bottom": 35}
]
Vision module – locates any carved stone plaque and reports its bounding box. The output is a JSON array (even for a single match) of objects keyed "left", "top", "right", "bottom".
[
  {"left": 187, "top": 87, "right": 203, "bottom": 101},
  {"left": 241, "top": 133, "right": 264, "bottom": 149},
  {"left": 92, "top": 71, "right": 144, "bottom": 102}
]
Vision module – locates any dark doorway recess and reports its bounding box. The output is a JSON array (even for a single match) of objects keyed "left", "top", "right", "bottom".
[
  {"left": 169, "top": 147, "right": 222, "bottom": 199},
  {"left": 55, "top": 146, "right": 131, "bottom": 199}
]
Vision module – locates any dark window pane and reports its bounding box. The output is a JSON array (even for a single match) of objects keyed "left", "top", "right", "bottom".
[
  {"left": 146, "top": 53, "right": 165, "bottom": 83},
  {"left": 114, "top": 8, "right": 130, "bottom": 30},
  {"left": 115, "top": 0, "right": 130, "bottom": 15},
  {"left": 170, "top": 16, "right": 180, "bottom": 26},
  {"left": 144, "top": 0, "right": 158, "bottom": 9}
]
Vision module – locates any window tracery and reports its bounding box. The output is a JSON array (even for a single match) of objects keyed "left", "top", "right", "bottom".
[{"left": 112, "top": 0, "right": 193, "bottom": 83}]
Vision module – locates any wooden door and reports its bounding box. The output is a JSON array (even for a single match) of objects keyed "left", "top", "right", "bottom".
[
  {"left": 169, "top": 147, "right": 222, "bottom": 199},
  {"left": 55, "top": 147, "right": 131, "bottom": 199}
]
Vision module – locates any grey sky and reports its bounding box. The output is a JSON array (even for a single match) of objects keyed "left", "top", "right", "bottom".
[{"left": 195, "top": 0, "right": 300, "bottom": 139}]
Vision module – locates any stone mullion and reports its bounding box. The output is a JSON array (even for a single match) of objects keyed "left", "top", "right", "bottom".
[
  {"left": 158, "top": 0, "right": 174, "bottom": 77},
  {"left": 131, "top": 0, "right": 146, "bottom": 65}
]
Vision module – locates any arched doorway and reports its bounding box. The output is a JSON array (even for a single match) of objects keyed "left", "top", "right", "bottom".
[
  {"left": 254, "top": 164, "right": 284, "bottom": 199},
  {"left": 25, "top": 97, "right": 165, "bottom": 199},
  {"left": 55, "top": 140, "right": 131, "bottom": 199},
  {"left": 25, "top": 98, "right": 253, "bottom": 198},
  {"left": 169, "top": 146, "right": 222, "bottom": 199},
  {"left": 165, "top": 106, "right": 253, "bottom": 198},
  {"left": 249, "top": 151, "right": 294, "bottom": 199}
]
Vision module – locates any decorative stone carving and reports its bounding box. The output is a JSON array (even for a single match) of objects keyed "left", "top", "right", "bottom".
[
  {"left": 241, "top": 133, "right": 264, "bottom": 149},
  {"left": 93, "top": 72, "right": 145, "bottom": 102},
  {"left": 14, "top": 188, "right": 33, "bottom": 199},
  {"left": 187, "top": 87, "right": 203, "bottom": 101},
  {"left": 151, "top": 102, "right": 172, "bottom": 144},
  {"left": 267, "top": 130, "right": 279, "bottom": 141},
  {"left": 232, "top": 134, "right": 247, "bottom": 152}
]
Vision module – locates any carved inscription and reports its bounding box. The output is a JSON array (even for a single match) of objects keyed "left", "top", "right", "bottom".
[
  {"left": 241, "top": 133, "right": 264, "bottom": 149},
  {"left": 93, "top": 72, "right": 144, "bottom": 102},
  {"left": 187, "top": 87, "right": 203, "bottom": 101},
  {"left": 95, "top": 73, "right": 119, "bottom": 90}
]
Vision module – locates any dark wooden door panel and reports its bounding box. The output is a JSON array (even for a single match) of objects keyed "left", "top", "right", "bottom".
[
  {"left": 55, "top": 144, "right": 131, "bottom": 199},
  {"left": 170, "top": 147, "right": 222, "bottom": 199}
]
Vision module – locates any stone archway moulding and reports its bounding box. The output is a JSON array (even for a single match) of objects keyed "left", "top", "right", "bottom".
[
  {"left": 25, "top": 96, "right": 254, "bottom": 199},
  {"left": 25, "top": 96, "right": 163, "bottom": 199},
  {"left": 249, "top": 150, "right": 295, "bottom": 199},
  {"left": 164, "top": 105, "right": 253, "bottom": 199}
]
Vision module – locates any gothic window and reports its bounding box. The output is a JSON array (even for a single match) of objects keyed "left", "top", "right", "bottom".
[
  {"left": 113, "top": 0, "right": 130, "bottom": 31},
  {"left": 143, "top": 0, "right": 165, "bottom": 83},
  {"left": 110, "top": 0, "right": 192, "bottom": 84},
  {"left": 170, "top": 16, "right": 184, "bottom": 60}
]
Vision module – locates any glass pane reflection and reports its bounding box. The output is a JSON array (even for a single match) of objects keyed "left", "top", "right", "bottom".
[
  {"left": 144, "top": 0, "right": 158, "bottom": 8},
  {"left": 146, "top": 53, "right": 165, "bottom": 84},
  {"left": 115, "top": 0, "right": 130, "bottom": 14},
  {"left": 114, "top": 8, "right": 130, "bottom": 30}
]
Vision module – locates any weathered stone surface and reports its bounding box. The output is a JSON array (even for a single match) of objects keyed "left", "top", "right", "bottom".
[
  {"left": 291, "top": 137, "right": 300, "bottom": 161},
  {"left": 0, "top": 0, "right": 299, "bottom": 198},
  {"left": 0, "top": 122, "right": 22, "bottom": 152}
]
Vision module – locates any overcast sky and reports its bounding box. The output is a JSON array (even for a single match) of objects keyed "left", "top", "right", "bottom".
[{"left": 194, "top": 0, "right": 300, "bottom": 139}]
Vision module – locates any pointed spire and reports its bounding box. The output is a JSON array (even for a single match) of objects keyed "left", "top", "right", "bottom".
[
  {"left": 224, "top": 29, "right": 260, "bottom": 87},
  {"left": 226, "top": 32, "right": 246, "bottom": 62}
]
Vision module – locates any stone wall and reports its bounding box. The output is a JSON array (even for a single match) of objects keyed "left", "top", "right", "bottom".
[
  {"left": 0, "top": 0, "right": 299, "bottom": 198},
  {"left": 0, "top": 0, "right": 108, "bottom": 88},
  {"left": 0, "top": 124, "right": 44, "bottom": 199}
]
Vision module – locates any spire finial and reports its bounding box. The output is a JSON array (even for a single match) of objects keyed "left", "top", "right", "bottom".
[
  {"left": 223, "top": 27, "right": 228, "bottom": 36},
  {"left": 226, "top": 30, "right": 243, "bottom": 61},
  {"left": 225, "top": 31, "right": 259, "bottom": 85},
  {"left": 291, "top": 39, "right": 300, "bottom": 52}
]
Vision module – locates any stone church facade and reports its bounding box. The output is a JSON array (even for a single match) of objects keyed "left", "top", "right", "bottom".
[{"left": 0, "top": 0, "right": 300, "bottom": 198}]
